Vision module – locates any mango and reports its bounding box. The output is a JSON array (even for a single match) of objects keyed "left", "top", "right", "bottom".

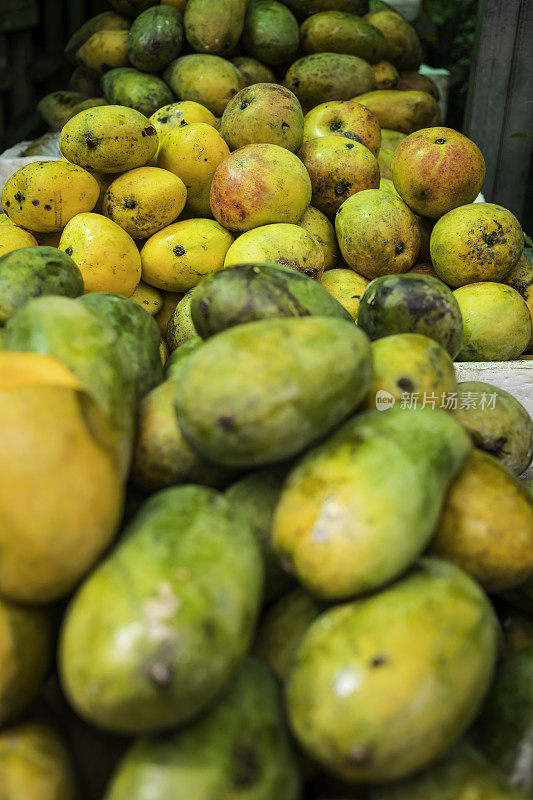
[
  {"left": 103, "top": 658, "right": 301, "bottom": 800},
  {"left": 65, "top": 11, "right": 130, "bottom": 64},
  {"left": 149, "top": 100, "right": 217, "bottom": 145},
  {"left": 164, "top": 54, "right": 244, "bottom": 116},
  {"left": 221, "top": 83, "right": 304, "bottom": 152},
  {"left": 287, "top": 558, "right": 498, "bottom": 782},
  {"left": 102, "top": 67, "right": 174, "bottom": 117},
  {"left": 297, "top": 205, "right": 339, "bottom": 270},
  {"left": 103, "top": 167, "right": 186, "bottom": 238},
  {"left": 336, "top": 188, "right": 420, "bottom": 279},
  {"left": 60, "top": 105, "right": 158, "bottom": 172},
  {"left": 108, "top": 0, "right": 159, "bottom": 16},
  {"left": 286, "top": 53, "right": 376, "bottom": 109},
  {"left": 154, "top": 289, "right": 183, "bottom": 336},
  {"left": 506, "top": 255, "right": 533, "bottom": 352},
  {"left": 320, "top": 267, "right": 370, "bottom": 321},
  {"left": 0, "top": 246, "right": 84, "bottom": 325},
  {"left": 2, "top": 160, "right": 99, "bottom": 233},
  {"left": 59, "top": 212, "right": 141, "bottom": 296},
  {"left": 224, "top": 223, "right": 324, "bottom": 280},
  {"left": 129, "top": 280, "right": 163, "bottom": 315},
  {"left": 299, "top": 136, "right": 380, "bottom": 217},
  {"left": 37, "top": 90, "right": 90, "bottom": 130},
  {"left": 69, "top": 66, "right": 101, "bottom": 95},
  {"left": 128, "top": 5, "right": 183, "bottom": 71},
  {"left": 397, "top": 69, "right": 440, "bottom": 98},
  {"left": 356, "top": 89, "right": 439, "bottom": 134},
  {"left": 233, "top": 55, "right": 275, "bottom": 85},
  {"left": 242, "top": 0, "right": 300, "bottom": 66},
  {"left": 0, "top": 224, "right": 38, "bottom": 257},
  {"left": 60, "top": 485, "right": 263, "bottom": 734},
  {"left": 273, "top": 407, "right": 468, "bottom": 599},
  {"left": 381, "top": 127, "right": 407, "bottom": 151},
  {"left": 210, "top": 143, "right": 311, "bottom": 231},
  {"left": 372, "top": 59, "right": 399, "bottom": 89},
  {"left": 301, "top": 12, "right": 387, "bottom": 63},
  {"left": 184, "top": 0, "right": 247, "bottom": 55},
  {"left": 454, "top": 282, "right": 531, "bottom": 361},
  {"left": 357, "top": 273, "right": 463, "bottom": 357},
  {"left": 166, "top": 290, "right": 197, "bottom": 349},
  {"left": 164, "top": 336, "right": 202, "bottom": 376},
  {"left": 365, "top": 10, "right": 422, "bottom": 69},
  {"left": 175, "top": 316, "right": 372, "bottom": 468},
  {"left": 67, "top": 96, "right": 108, "bottom": 120},
  {"left": 303, "top": 99, "right": 381, "bottom": 156},
  {"left": 157, "top": 122, "right": 229, "bottom": 216},
  {"left": 141, "top": 218, "right": 233, "bottom": 291},
  {"left": 431, "top": 449, "right": 533, "bottom": 592},
  {"left": 76, "top": 29, "right": 130, "bottom": 78}
]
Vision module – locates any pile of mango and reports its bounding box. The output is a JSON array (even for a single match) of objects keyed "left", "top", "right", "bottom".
[{"left": 1, "top": 0, "right": 533, "bottom": 798}]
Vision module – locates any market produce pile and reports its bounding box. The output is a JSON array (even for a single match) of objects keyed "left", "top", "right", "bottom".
[{"left": 1, "top": 0, "right": 533, "bottom": 798}]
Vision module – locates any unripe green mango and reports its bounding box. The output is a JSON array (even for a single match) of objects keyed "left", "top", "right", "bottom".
[
  {"left": 127, "top": 5, "right": 183, "bottom": 72},
  {"left": 102, "top": 68, "right": 174, "bottom": 117},
  {"left": 286, "top": 53, "right": 376, "bottom": 109},
  {"left": 60, "top": 486, "right": 263, "bottom": 734},
  {"left": 242, "top": 0, "right": 300, "bottom": 66},
  {"left": 174, "top": 316, "right": 373, "bottom": 468},
  {"left": 301, "top": 11, "right": 387, "bottom": 63},
  {"left": 185, "top": 0, "right": 247, "bottom": 55},
  {"left": 190, "top": 262, "right": 353, "bottom": 339},
  {"left": 0, "top": 246, "right": 84, "bottom": 325},
  {"left": 104, "top": 658, "right": 301, "bottom": 800}
]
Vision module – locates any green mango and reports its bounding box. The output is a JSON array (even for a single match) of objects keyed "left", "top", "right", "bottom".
[
  {"left": 174, "top": 316, "right": 372, "bottom": 468},
  {"left": 232, "top": 56, "right": 276, "bottom": 86},
  {"left": 190, "top": 262, "right": 353, "bottom": 339},
  {"left": 3, "top": 295, "right": 135, "bottom": 476},
  {"left": 283, "top": 0, "right": 369, "bottom": 18},
  {"left": 287, "top": 558, "right": 499, "bottom": 783},
  {"left": 64, "top": 11, "right": 130, "bottom": 63},
  {"left": 301, "top": 12, "right": 387, "bottom": 63},
  {"left": 104, "top": 658, "right": 301, "bottom": 800},
  {"left": 357, "top": 273, "right": 463, "bottom": 358},
  {"left": 273, "top": 407, "right": 471, "bottom": 599},
  {"left": 185, "top": 0, "right": 247, "bottom": 56},
  {"left": 226, "top": 467, "right": 293, "bottom": 603},
  {"left": 0, "top": 246, "right": 84, "bottom": 325},
  {"left": 242, "top": 0, "right": 300, "bottom": 67},
  {"left": 127, "top": 5, "right": 183, "bottom": 72},
  {"left": 286, "top": 53, "right": 376, "bottom": 109},
  {"left": 102, "top": 67, "right": 174, "bottom": 117},
  {"left": 166, "top": 289, "right": 197, "bottom": 351},
  {"left": 78, "top": 292, "right": 163, "bottom": 401},
  {"left": 59, "top": 485, "right": 263, "bottom": 734},
  {"left": 475, "top": 645, "right": 533, "bottom": 793},
  {"left": 164, "top": 336, "right": 202, "bottom": 377},
  {"left": 253, "top": 588, "right": 325, "bottom": 680}
]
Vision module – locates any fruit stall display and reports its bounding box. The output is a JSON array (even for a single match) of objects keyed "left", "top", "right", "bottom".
[{"left": 0, "top": 1, "right": 533, "bottom": 799}]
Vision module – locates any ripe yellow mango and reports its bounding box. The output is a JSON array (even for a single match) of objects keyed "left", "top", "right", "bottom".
[
  {"left": 0, "top": 222, "right": 37, "bottom": 257},
  {"left": 76, "top": 29, "right": 130, "bottom": 77},
  {"left": 129, "top": 281, "right": 163, "bottom": 316},
  {"left": 320, "top": 268, "right": 369, "bottom": 321},
  {"left": 297, "top": 205, "right": 339, "bottom": 271},
  {"left": 154, "top": 289, "right": 183, "bottom": 336},
  {"left": 164, "top": 54, "right": 244, "bottom": 117},
  {"left": 224, "top": 223, "right": 324, "bottom": 280},
  {"left": 149, "top": 100, "right": 217, "bottom": 141}
]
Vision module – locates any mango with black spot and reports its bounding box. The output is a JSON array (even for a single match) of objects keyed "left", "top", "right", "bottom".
[
  {"left": 76, "top": 29, "right": 130, "bottom": 78},
  {"left": 286, "top": 53, "right": 376, "bottom": 109},
  {"left": 65, "top": 10, "right": 130, "bottom": 64},
  {"left": 506, "top": 254, "right": 533, "bottom": 353},
  {"left": 320, "top": 268, "right": 369, "bottom": 321},
  {"left": 297, "top": 206, "right": 339, "bottom": 271},
  {"left": 224, "top": 224, "right": 324, "bottom": 280},
  {"left": 128, "top": 5, "right": 183, "bottom": 72},
  {"left": 164, "top": 54, "right": 243, "bottom": 117},
  {"left": 232, "top": 56, "right": 275, "bottom": 86},
  {"left": 221, "top": 83, "right": 304, "bottom": 153},
  {"left": 129, "top": 281, "right": 163, "bottom": 316},
  {"left": 38, "top": 91, "right": 91, "bottom": 131},
  {"left": 372, "top": 59, "right": 399, "bottom": 89},
  {"left": 303, "top": 99, "right": 381, "bottom": 156}
]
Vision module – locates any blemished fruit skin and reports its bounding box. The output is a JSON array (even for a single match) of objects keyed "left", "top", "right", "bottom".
[
  {"left": 0, "top": 246, "right": 84, "bottom": 325},
  {"left": 430, "top": 449, "right": 533, "bottom": 593},
  {"left": 242, "top": 0, "right": 300, "bottom": 66},
  {"left": 165, "top": 290, "right": 197, "bottom": 350},
  {"left": 232, "top": 56, "right": 275, "bottom": 86},
  {"left": 149, "top": 100, "right": 217, "bottom": 144},
  {"left": 506, "top": 255, "right": 533, "bottom": 352},
  {"left": 301, "top": 11, "right": 387, "bottom": 63},
  {"left": 453, "top": 380, "right": 533, "bottom": 476},
  {"left": 59, "top": 486, "right": 264, "bottom": 734},
  {"left": 37, "top": 91, "right": 91, "bottom": 131},
  {"left": 431, "top": 203, "right": 524, "bottom": 287},
  {"left": 355, "top": 90, "right": 439, "bottom": 134},
  {"left": 125, "top": 281, "right": 163, "bottom": 316},
  {"left": 320, "top": 268, "right": 369, "bottom": 321},
  {"left": 372, "top": 59, "right": 399, "bottom": 89},
  {"left": 286, "top": 558, "right": 499, "bottom": 783},
  {"left": 103, "top": 658, "right": 301, "bottom": 800},
  {"left": 174, "top": 316, "right": 372, "bottom": 468},
  {"left": 286, "top": 53, "right": 376, "bottom": 109},
  {"left": 127, "top": 5, "right": 183, "bottom": 72},
  {"left": 391, "top": 127, "right": 486, "bottom": 219},
  {"left": 224, "top": 224, "right": 325, "bottom": 281},
  {"left": 185, "top": 0, "right": 247, "bottom": 56},
  {"left": 101, "top": 68, "right": 174, "bottom": 118},
  {"left": 76, "top": 30, "right": 130, "bottom": 78},
  {"left": 65, "top": 11, "right": 130, "bottom": 64},
  {"left": 221, "top": 83, "right": 304, "bottom": 153},
  {"left": 190, "top": 262, "right": 353, "bottom": 338},
  {"left": 164, "top": 55, "right": 244, "bottom": 117},
  {"left": 303, "top": 99, "right": 381, "bottom": 156},
  {"left": 297, "top": 205, "right": 339, "bottom": 270},
  {"left": 357, "top": 273, "right": 463, "bottom": 358},
  {"left": 273, "top": 407, "right": 470, "bottom": 600}
]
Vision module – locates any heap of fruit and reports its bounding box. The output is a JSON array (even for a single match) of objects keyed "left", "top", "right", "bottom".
[{"left": 1, "top": 1, "right": 533, "bottom": 799}]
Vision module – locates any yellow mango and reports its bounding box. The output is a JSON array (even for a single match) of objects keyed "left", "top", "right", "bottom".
[
  {"left": 86, "top": 169, "right": 117, "bottom": 213},
  {"left": 224, "top": 223, "right": 324, "bottom": 280},
  {"left": 129, "top": 281, "right": 163, "bottom": 316},
  {"left": 0, "top": 223, "right": 38, "bottom": 257},
  {"left": 303, "top": 99, "right": 381, "bottom": 156},
  {"left": 164, "top": 54, "right": 244, "bottom": 117},
  {"left": 59, "top": 212, "right": 141, "bottom": 296},
  {"left": 150, "top": 100, "right": 217, "bottom": 139},
  {"left": 320, "top": 268, "right": 369, "bottom": 321},
  {"left": 1, "top": 160, "right": 99, "bottom": 233},
  {"left": 154, "top": 290, "right": 183, "bottom": 336},
  {"left": 355, "top": 89, "right": 439, "bottom": 135},
  {"left": 297, "top": 205, "right": 339, "bottom": 271},
  {"left": 372, "top": 59, "right": 399, "bottom": 89},
  {"left": 157, "top": 123, "right": 229, "bottom": 217},
  {"left": 76, "top": 29, "right": 130, "bottom": 78},
  {"left": 141, "top": 218, "right": 234, "bottom": 292},
  {"left": 102, "top": 167, "right": 186, "bottom": 239},
  {"left": 37, "top": 90, "right": 90, "bottom": 131},
  {"left": 66, "top": 96, "right": 108, "bottom": 121}
]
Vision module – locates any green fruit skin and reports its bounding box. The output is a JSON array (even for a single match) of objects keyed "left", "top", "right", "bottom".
[
  {"left": 59, "top": 486, "right": 264, "bottom": 735},
  {"left": 64, "top": 11, "right": 130, "bottom": 63},
  {"left": 226, "top": 466, "right": 293, "bottom": 603},
  {"left": 185, "top": 0, "right": 247, "bottom": 55},
  {"left": 3, "top": 295, "right": 135, "bottom": 476},
  {"left": 163, "top": 336, "right": 203, "bottom": 377},
  {"left": 285, "top": 53, "right": 376, "bottom": 109},
  {"left": 474, "top": 645, "right": 533, "bottom": 793},
  {"left": 102, "top": 68, "right": 174, "bottom": 117},
  {"left": 357, "top": 273, "right": 463, "bottom": 358},
  {"left": 453, "top": 380, "right": 533, "bottom": 476},
  {"left": 300, "top": 12, "right": 387, "bottom": 64},
  {"left": 78, "top": 292, "right": 163, "bottom": 401},
  {"left": 287, "top": 558, "right": 499, "bottom": 783},
  {"left": 174, "top": 316, "right": 373, "bottom": 468},
  {"left": 273, "top": 407, "right": 472, "bottom": 599},
  {"left": 0, "top": 246, "right": 84, "bottom": 325},
  {"left": 371, "top": 741, "right": 529, "bottom": 800},
  {"left": 103, "top": 658, "right": 301, "bottom": 800},
  {"left": 242, "top": 0, "right": 300, "bottom": 66},
  {"left": 127, "top": 6, "right": 183, "bottom": 72},
  {"left": 190, "top": 262, "right": 354, "bottom": 339},
  {"left": 166, "top": 290, "right": 197, "bottom": 351}
]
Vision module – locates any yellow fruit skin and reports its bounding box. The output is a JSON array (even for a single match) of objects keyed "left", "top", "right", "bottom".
[
  {"left": 141, "top": 218, "right": 234, "bottom": 292},
  {"left": 297, "top": 206, "right": 339, "bottom": 271},
  {"left": 103, "top": 167, "right": 186, "bottom": 238},
  {"left": 506, "top": 255, "right": 533, "bottom": 352},
  {"left": 149, "top": 101, "right": 217, "bottom": 151},
  {"left": 432, "top": 450, "right": 533, "bottom": 592},
  {"left": 220, "top": 83, "right": 304, "bottom": 153},
  {"left": 320, "top": 267, "right": 369, "bottom": 320},
  {"left": 37, "top": 91, "right": 91, "bottom": 131},
  {"left": 372, "top": 59, "right": 399, "bottom": 89},
  {"left": 158, "top": 123, "right": 229, "bottom": 217},
  {"left": 303, "top": 99, "right": 381, "bottom": 156},
  {"left": 154, "top": 290, "right": 183, "bottom": 336},
  {"left": 365, "top": 10, "right": 422, "bottom": 70},
  {"left": 1, "top": 161, "right": 99, "bottom": 233},
  {"left": 129, "top": 281, "right": 163, "bottom": 316},
  {"left": 164, "top": 54, "right": 244, "bottom": 117},
  {"left": 59, "top": 105, "right": 158, "bottom": 173},
  {"left": 59, "top": 212, "right": 141, "bottom": 296},
  {"left": 224, "top": 223, "right": 324, "bottom": 281},
  {"left": 76, "top": 29, "right": 130, "bottom": 77},
  {"left": 0, "top": 225, "right": 38, "bottom": 257},
  {"left": 355, "top": 90, "right": 438, "bottom": 135}
]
